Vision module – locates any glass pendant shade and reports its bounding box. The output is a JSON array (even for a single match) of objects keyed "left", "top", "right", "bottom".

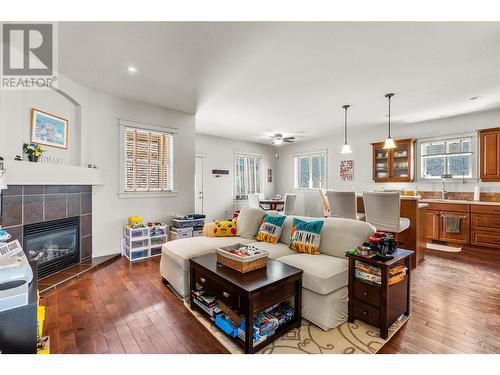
[
  {"left": 341, "top": 104, "right": 352, "bottom": 154},
  {"left": 383, "top": 93, "right": 397, "bottom": 150},
  {"left": 383, "top": 137, "right": 396, "bottom": 150},
  {"left": 341, "top": 143, "right": 352, "bottom": 154}
]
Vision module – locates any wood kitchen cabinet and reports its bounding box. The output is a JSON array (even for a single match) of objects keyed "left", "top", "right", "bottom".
[
  {"left": 372, "top": 139, "right": 415, "bottom": 182},
  {"left": 425, "top": 203, "right": 470, "bottom": 244},
  {"left": 480, "top": 127, "right": 500, "bottom": 182},
  {"left": 470, "top": 204, "right": 500, "bottom": 249},
  {"left": 425, "top": 210, "right": 440, "bottom": 240}
]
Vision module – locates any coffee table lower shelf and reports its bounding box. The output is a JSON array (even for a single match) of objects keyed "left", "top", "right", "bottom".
[
  {"left": 189, "top": 253, "right": 303, "bottom": 354},
  {"left": 190, "top": 298, "right": 301, "bottom": 353}
]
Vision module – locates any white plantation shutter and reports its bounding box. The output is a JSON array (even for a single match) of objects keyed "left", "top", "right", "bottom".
[
  {"left": 234, "top": 153, "right": 262, "bottom": 199},
  {"left": 124, "top": 127, "right": 174, "bottom": 192}
]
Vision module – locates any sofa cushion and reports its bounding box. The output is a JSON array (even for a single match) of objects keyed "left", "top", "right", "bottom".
[
  {"left": 277, "top": 254, "right": 348, "bottom": 295},
  {"left": 246, "top": 241, "right": 295, "bottom": 260},
  {"left": 162, "top": 236, "right": 251, "bottom": 271},
  {"left": 289, "top": 218, "right": 324, "bottom": 255},
  {"left": 255, "top": 214, "right": 286, "bottom": 244},
  {"left": 280, "top": 216, "right": 374, "bottom": 258},
  {"left": 236, "top": 206, "right": 266, "bottom": 239}
]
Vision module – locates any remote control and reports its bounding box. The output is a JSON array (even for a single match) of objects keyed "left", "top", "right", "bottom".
[{"left": 374, "top": 253, "right": 394, "bottom": 261}]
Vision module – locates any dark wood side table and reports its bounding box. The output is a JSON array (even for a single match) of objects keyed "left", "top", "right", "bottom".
[
  {"left": 189, "top": 253, "right": 302, "bottom": 354},
  {"left": 347, "top": 249, "right": 413, "bottom": 339}
]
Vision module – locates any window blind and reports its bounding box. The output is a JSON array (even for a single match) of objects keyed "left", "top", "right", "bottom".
[{"left": 124, "top": 127, "right": 174, "bottom": 192}]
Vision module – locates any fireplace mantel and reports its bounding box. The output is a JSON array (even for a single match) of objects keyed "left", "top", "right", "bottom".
[{"left": 4, "top": 160, "right": 104, "bottom": 185}]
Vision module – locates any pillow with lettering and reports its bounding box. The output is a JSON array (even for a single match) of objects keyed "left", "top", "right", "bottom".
[
  {"left": 289, "top": 218, "right": 324, "bottom": 255},
  {"left": 255, "top": 214, "right": 286, "bottom": 244}
]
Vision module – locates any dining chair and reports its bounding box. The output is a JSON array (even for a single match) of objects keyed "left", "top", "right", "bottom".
[
  {"left": 281, "top": 194, "right": 297, "bottom": 215},
  {"left": 318, "top": 188, "right": 331, "bottom": 217},
  {"left": 362, "top": 191, "right": 410, "bottom": 233},
  {"left": 247, "top": 193, "right": 260, "bottom": 209},
  {"left": 326, "top": 190, "right": 365, "bottom": 221}
]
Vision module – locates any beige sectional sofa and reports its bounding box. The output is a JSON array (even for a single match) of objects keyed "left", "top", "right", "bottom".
[{"left": 160, "top": 207, "right": 374, "bottom": 330}]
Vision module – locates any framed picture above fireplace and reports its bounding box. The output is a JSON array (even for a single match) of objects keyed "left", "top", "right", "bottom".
[{"left": 31, "top": 108, "right": 69, "bottom": 149}]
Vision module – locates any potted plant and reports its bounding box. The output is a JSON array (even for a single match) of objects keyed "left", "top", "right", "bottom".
[{"left": 23, "top": 143, "right": 45, "bottom": 162}]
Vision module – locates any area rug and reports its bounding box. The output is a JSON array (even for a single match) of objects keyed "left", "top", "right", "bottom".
[
  {"left": 426, "top": 242, "right": 462, "bottom": 253},
  {"left": 186, "top": 301, "right": 409, "bottom": 354}
]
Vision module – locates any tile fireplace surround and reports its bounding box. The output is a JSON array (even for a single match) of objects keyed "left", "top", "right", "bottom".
[{"left": 0, "top": 185, "right": 92, "bottom": 261}]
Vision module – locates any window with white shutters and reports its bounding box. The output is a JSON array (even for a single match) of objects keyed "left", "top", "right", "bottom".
[
  {"left": 123, "top": 127, "right": 174, "bottom": 192},
  {"left": 234, "top": 153, "right": 262, "bottom": 199}
]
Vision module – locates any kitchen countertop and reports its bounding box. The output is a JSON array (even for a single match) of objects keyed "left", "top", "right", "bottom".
[
  {"left": 356, "top": 194, "right": 422, "bottom": 201},
  {"left": 421, "top": 198, "right": 500, "bottom": 206}
]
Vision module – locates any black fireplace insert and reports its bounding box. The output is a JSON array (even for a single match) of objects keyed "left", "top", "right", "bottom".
[{"left": 24, "top": 217, "right": 80, "bottom": 279}]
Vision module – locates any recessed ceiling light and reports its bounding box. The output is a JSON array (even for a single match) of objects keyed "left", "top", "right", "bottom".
[
  {"left": 470, "top": 96, "right": 480, "bottom": 101},
  {"left": 127, "top": 66, "right": 138, "bottom": 74}
]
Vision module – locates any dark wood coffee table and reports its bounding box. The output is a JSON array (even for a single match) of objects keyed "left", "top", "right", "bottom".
[{"left": 189, "top": 253, "right": 302, "bottom": 354}]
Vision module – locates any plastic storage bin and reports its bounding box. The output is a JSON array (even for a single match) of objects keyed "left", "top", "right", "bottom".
[{"left": 150, "top": 247, "right": 162, "bottom": 256}]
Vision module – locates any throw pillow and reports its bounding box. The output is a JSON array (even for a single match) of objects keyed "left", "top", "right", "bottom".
[
  {"left": 255, "top": 214, "right": 287, "bottom": 244},
  {"left": 202, "top": 222, "right": 216, "bottom": 237},
  {"left": 289, "top": 218, "right": 324, "bottom": 255},
  {"left": 213, "top": 220, "right": 237, "bottom": 237},
  {"left": 236, "top": 206, "right": 266, "bottom": 239}
]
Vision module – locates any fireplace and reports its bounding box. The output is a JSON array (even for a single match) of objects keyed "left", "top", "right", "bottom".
[{"left": 24, "top": 217, "right": 80, "bottom": 279}]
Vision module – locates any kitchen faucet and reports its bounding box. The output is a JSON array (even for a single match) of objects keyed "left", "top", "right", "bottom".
[{"left": 441, "top": 174, "right": 453, "bottom": 199}]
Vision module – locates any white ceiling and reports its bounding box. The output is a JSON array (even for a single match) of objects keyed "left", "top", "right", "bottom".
[{"left": 59, "top": 22, "right": 500, "bottom": 144}]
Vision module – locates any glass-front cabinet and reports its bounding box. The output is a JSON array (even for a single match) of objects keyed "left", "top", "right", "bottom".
[{"left": 371, "top": 139, "right": 415, "bottom": 182}]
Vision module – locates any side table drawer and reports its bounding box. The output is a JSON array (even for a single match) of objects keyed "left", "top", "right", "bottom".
[
  {"left": 353, "top": 279, "right": 381, "bottom": 307},
  {"left": 218, "top": 285, "right": 239, "bottom": 309},
  {"left": 194, "top": 269, "right": 218, "bottom": 292},
  {"left": 352, "top": 300, "right": 380, "bottom": 327}
]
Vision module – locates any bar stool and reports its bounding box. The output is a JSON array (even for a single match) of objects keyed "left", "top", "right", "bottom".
[
  {"left": 362, "top": 191, "right": 410, "bottom": 236},
  {"left": 326, "top": 190, "right": 365, "bottom": 221}
]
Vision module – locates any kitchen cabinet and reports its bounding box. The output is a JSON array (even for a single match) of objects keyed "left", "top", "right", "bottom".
[
  {"left": 425, "top": 203, "right": 470, "bottom": 244},
  {"left": 425, "top": 210, "right": 440, "bottom": 240},
  {"left": 371, "top": 139, "right": 415, "bottom": 182},
  {"left": 479, "top": 127, "right": 500, "bottom": 182},
  {"left": 470, "top": 204, "right": 500, "bottom": 249}
]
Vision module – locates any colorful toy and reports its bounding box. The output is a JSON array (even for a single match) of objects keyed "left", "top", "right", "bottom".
[
  {"left": 128, "top": 215, "right": 145, "bottom": 229},
  {"left": 213, "top": 220, "right": 237, "bottom": 237}
]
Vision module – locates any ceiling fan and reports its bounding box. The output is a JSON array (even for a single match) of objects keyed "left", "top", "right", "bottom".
[{"left": 271, "top": 133, "right": 295, "bottom": 146}]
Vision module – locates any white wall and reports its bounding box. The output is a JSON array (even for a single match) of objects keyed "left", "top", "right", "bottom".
[
  {"left": 276, "top": 108, "right": 500, "bottom": 216},
  {"left": 196, "top": 134, "right": 276, "bottom": 222},
  {"left": 0, "top": 88, "right": 81, "bottom": 165},
  {"left": 0, "top": 75, "right": 196, "bottom": 257}
]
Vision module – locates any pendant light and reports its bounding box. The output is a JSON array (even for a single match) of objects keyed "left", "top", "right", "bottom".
[
  {"left": 341, "top": 104, "right": 352, "bottom": 154},
  {"left": 383, "top": 93, "right": 396, "bottom": 150}
]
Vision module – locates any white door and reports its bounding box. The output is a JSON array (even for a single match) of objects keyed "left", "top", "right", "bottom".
[{"left": 195, "top": 156, "right": 204, "bottom": 214}]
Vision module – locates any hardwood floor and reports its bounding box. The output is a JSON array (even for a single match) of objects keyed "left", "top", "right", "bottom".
[
  {"left": 40, "top": 256, "right": 229, "bottom": 354},
  {"left": 40, "top": 247, "right": 500, "bottom": 354},
  {"left": 379, "top": 246, "right": 500, "bottom": 354}
]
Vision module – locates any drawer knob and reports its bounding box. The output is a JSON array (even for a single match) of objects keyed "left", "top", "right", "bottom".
[
  {"left": 222, "top": 291, "right": 230, "bottom": 298},
  {"left": 200, "top": 277, "right": 206, "bottom": 283},
  {"left": 363, "top": 291, "right": 368, "bottom": 296},
  {"left": 363, "top": 310, "right": 368, "bottom": 316}
]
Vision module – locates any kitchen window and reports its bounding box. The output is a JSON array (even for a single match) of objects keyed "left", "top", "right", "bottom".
[
  {"left": 118, "top": 120, "right": 175, "bottom": 197},
  {"left": 420, "top": 136, "right": 475, "bottom": 179},
  {"left": 234, "top": 153, "right": 262, "bottom": 199},
  {"left": 294, "top": 152, "right": 327, "bottom": 189}
]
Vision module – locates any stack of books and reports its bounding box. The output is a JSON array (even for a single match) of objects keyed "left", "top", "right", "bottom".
[
  {"left": 388, "top": 264, "right": 407, "bottom": 285},
  {"left": 191, "top": 289, "right": 218, "bottom": 316},
  {"left": 355, "top": 261, "right": 407, "bottom": 285},
  {"left": 355, "top": 260, "right": 382, "bottom": 284}
]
